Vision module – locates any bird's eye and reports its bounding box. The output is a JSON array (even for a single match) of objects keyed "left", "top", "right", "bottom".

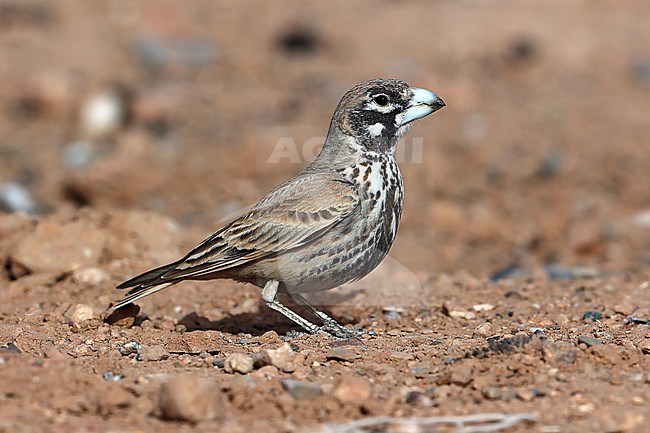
[{"left": 372, "top": 94, "right": 389, "bottom": 106}]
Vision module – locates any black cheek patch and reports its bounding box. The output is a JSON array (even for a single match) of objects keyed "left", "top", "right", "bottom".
[{"left": 348, "top": 109, "right": 400, "bottom": 152}]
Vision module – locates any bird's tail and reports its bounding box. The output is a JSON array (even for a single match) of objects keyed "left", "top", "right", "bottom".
[
  {"left": 110, "top": 261, "right": 180, "bottom": 311},
  {"left": 109, "top": 282, "right": 174, "bottom": 311}
]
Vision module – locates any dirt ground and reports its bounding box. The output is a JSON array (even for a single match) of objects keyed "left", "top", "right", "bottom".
[{"left": 0, "top": 1, "right": 649, "bottom": 432}]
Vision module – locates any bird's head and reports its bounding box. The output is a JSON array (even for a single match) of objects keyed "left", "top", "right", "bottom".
[{"left": 328, "top": 78, "right": 445, "bottom": 155}]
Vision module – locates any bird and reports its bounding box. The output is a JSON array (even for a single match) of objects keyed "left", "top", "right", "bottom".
[{"left": 110, "top": 78, "right": 445, "bottom": 337}]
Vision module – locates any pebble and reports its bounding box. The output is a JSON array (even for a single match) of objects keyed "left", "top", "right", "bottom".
[
  {"left": 159, "top": 375, "right": 225, "bottom": 422},
  {"left": 448, "top": 311, "right": 476, "bottom": 320},
  {"left": 254, "top": 343, "right": 297, "bottom": 373},
  {"left": 0, "top": 342, "right": 21, "bottom": 354},
  {"left": 223, "top": 353, "right": 254, "bottom": 374},
  {"left": 481, "top": 385, "right": 502, "bottom": 400},
  {"left": 590, "top": 345, "right": 620, "bottom": 364},
  {"left": 554, "top": 313, "right": 569, "bottom": 325},
  {"left": 80, "top": 87, "right": 126, "bottom": 139},
  {"left": 72, "top": 267, "right": 109, "bottom": 287},
  {"left": 516, "top": 388, "right": 539, "bottom": 402},
  {"left": 252, "top": 365, "right": 280, "bottom": 380},
  {"left": 474, "top": 322, "right": 493, "bottom": 337},
  {"left": 280, "top": 379, "right": 324, "bottom": 400},
  {"left": 65, "top": 304, "right": 97, "bottom": 328},
  {"left": 382, "top": 306, "right": 406, "bottom": 320},
  {"left": 138, "top": 345, "right": 170, "bottom": 362},
  {"left": 613, "top": 304, "right": 634, "bottom": 316},
  {"left": 326, "top": 347, "right": 360, "bottom": 363},
  {"left": 0, "top": 182, "right": 37, "bottom": 214},
  {"left": 582, "top": 311, "right": 603, "bottom": 322},
  {"left": 63, "top": 140, "right": 100, "bottom": 168},
  {"left": 103, "top": 303, "right": 140, "bottom": 328},
  {"left": 639, "top": 340, "right": 650, "bottom": 355},
  {"left": 450, "top": 364, "right": 473, "bottom": 387},
  {"left": 333, "top": 376, "right": 371, "bottom": 403},
  {"left": 119, "top": 341, "right": 142, "bottom": 356},
  {"left": 472, "top": 303, "right": 495, "bottom": 312},
  {"left": 577, "top": 336, "right": 602, "bottom": 348},
  {"left": 102, "top": 371, "right": 125, "bottom": 382},
  {"left": 542, "top": 341, "right": 577, "bottom": 366},
  {"left": 404, "top": 391, "right": 435, "bottom": 407}
]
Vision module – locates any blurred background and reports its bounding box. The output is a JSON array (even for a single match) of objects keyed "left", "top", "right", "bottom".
[{"left": 0, "top": 0, "right": 648, "bottom": 277}]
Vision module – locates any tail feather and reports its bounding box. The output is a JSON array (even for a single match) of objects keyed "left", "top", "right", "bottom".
[
  {"left": 109, "top": 282, "right": 174, "bottom": 311},
  {"left": 111, "top": 261, "right": 181, "bottom": 311},
  {"left": 116, "top": 261, "right": 180, "bottom": 290}
]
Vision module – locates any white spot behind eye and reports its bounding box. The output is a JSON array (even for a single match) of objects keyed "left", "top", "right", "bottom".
[
  {"left": 367, "top": 123, "right": 385, "bottom": 137},
  {"left": 366, "top": 102, "right": 396, "bottom": 114}
]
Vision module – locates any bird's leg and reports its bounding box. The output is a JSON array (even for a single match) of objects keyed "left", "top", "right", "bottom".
[
  {"left": 290, "top": 292, "right": 361, "bottom": 338},
  {"left": 261, "top": 280, "right": 322, "bottom": 335}
]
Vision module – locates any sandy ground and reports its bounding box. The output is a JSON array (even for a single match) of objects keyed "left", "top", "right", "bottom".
[{"left": 0, "top": 1, "right": 649, "bottom": 432}]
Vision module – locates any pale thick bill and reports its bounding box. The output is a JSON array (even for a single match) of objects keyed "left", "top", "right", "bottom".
[{"left": 395, "top": 87, "right": 445, "bottom": 127}]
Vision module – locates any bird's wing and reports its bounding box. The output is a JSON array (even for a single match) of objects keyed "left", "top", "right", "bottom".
[{"left": 121, "top": 173, "right": 360, "bottom": 288}]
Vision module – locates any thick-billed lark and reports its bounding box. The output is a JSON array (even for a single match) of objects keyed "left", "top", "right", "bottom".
[{"left": 111, "top": 78, "right": 445, "bottom": 337}]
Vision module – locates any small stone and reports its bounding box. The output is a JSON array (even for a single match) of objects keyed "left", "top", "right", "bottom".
[
  {"left": 102, "top": 371, "right": 125, "bottom": 381},
  {"left": 254, "top": 343, "right": 297, "bottom": 373},
  {"left": 119, "top": 341, "right": 141, "bottom": 356},
  {"left": 326, "top": 347, "right": 360, "bottom": 363},
  {"left": 72, "top": 267, "right": 109, "bottom": 287},
  {"left": 516, "top": 388, "right": 537, "bottom": 402},
  {"left": 281, "top": 379, "right": 323, "bottom": 400},
  {"left": 0, "top": 342, "right": 21, "bottom": 354},
  {"left": 542, "top": 341, "right": 577, "bottom": 366},
  {"left": 223, "top": 353, "right": 254, "bottom": 374},
  {"left": 333, "top": 376, "right": 371, "bottom": 403},
  {"left": 474, "top": 322, "right": 493, "bottom": 337},
  {"left": 103, "top": 303, "right": 139, "bottom": 328},
  {"left": 639, "top": 340, "right": 650, "bottom": 355},
  {"left": 252, "top": 365, "right": 280, "bottom": 380},
  {"left": 65, "top": 304, "right": 97, "bottom": 328},
  {"left": 450, "top": 364, "right": 473, "bottom": 387},
  {"left": 590, "top": 345, "right": 620, "bottom": 364},
  {"left": 138, "top": 345, "right": 170, "bottom": 362},
  {"left": 577, "top": 336, "right": 602, "bottom": 348},
  {"left": 259, "top": 330, "right": 280, "bottom": 343},
  {"left": 449, "top": 310, "right": 476, "bottom": 320},
  {"left": 472, "top": 303, "right": 494, "bottom": 312},
  {"left": 80, "top": 87, "right": 127, "bottom": 139},
  {"left": 159, "top": 375, "right": 225, "bottom": 422},
  {"left": 582, "top": 311, "right": 603, "bottom": 322},
  {"left": 481, "top": 385, "right": 502, "bottom": 400},
  {"left": 0, "top": 182, "right": 37, "bottom": 214},
  {"left": 63, "top": 140, "right": 99, "bottom": 168},
  {"left": 554, "top": 314, "right": 569, "bottom": 325},
  {"left": 613, "top": 304, "right": 634, "bottom": 316},
  {"left": 404, "top": 391, "right": 435, "bottom": 407}
]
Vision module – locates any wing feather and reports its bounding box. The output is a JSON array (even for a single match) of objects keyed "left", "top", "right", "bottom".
[{"left": 121, "top": 173, "right": 359, "bottom": 288}]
